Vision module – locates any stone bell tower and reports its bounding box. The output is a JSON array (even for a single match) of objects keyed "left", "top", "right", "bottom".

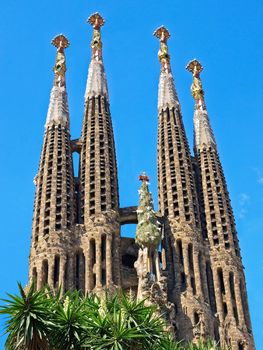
[
  {"left": 29, "top": 35, "right": 76, "bottom": 292},
  {"left": 154, "top": 26, "right": 216, "bottom": 342},
  {"left": 77, "top": 12, "right": 121, "bottom": 292},
  {"left": 29, "top": 14, "right": 122, "bottom": 295},
  {"left": 187, "top": 59, "right": 255, "bottom": 350}
]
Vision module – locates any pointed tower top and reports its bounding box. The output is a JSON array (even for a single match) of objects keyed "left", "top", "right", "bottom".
[
  {"left": 186, "top": 59, "right": 206, "bottom": 110},
  {"left": 187, "top": 59, "right": 216, "bottom": 148},
  {"left": 87, "top": 12, "right": 105, "bottom": 29},
  {"left": 45, "top": 34, "right": 70, "bottom": 128},
  {"left": 85, "top": 12, "right": 108, "bottom": 100},
  {"left": 87, "top": 12, "right": 105, "bottom": 62},
  {"left": 154, "top": 26, "right": 179, "bottom": 110},
  {"left": 154, "top": 26, "right": 171, "bottom": 73},
  {"left": 51, "top": 34, "right": 69, "bottom": 88}
]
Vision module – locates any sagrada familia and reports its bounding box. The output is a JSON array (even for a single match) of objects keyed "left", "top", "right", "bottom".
[{"left": 28, "top": 12, "right": 255, "bottom": 350}]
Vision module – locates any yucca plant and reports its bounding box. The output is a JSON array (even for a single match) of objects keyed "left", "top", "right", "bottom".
[
  {"left": 186, "top": 338, "right": 229, "bottom": 350},
  {"left": 83, "top": 292, "right": 164, "bottom": 350},
  {"left": 48, "top": 291, "right": 89, "bottom": 350},
  {"left": 0, "top": 283, "right": 230, "bottom": 350},
  {"left": 0, "top": 282, "right": 50, "bottom": 350}
]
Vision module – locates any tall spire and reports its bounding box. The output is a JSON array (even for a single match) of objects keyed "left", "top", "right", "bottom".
[
  {"left": 45, "top": 34, "right": 70, "bottom": 128},
  {"left": 186, "top": 59, "right": 215, "bottom": 149},
  {"left": 78, "top": 12, "right": 120, "bottom": 290},
  {"left": 155, "top": 29, "right": 214, "bottom": 342},
  {"left": 29, "top": 35, "right": 75, "bottom": 292},
  {"left": 52, "top": 34, "right": 69, "bottom": 87},
  {"left": 85, "top": 12, "right": 108, "bottom": 101},
  {"left": 154, "top": 26, "right": 179, "bottom": 110},
  {"left": 189, "top": 60, "right": 255, "bottom": 347},
  {"left": 186, "top": 59, "right": 205, "bottom": 110}
]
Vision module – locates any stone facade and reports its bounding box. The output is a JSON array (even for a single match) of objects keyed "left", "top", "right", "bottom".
[{"left": 28, "top": 14, "right": 255, "bottom": 350}]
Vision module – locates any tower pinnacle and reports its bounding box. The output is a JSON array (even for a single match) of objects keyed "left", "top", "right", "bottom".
[
  {"left": 85, "top": 12, "right": 108, "bottom": 100},
  {"left": 187, "top": 59, "right": 215, "bottom": 148},
  {"left": 51, "top": 34, "right": 69, "bottom": 87},
  {"left": 87, "top": 12, "right": 105, "bottom": 61},
  {"left": 154, "top": 26, "right": 179, "bottom": 110},
  {"left": 154, "top": 26, "right": 171, "bottom": 73},
  {"left": 186, "top": 59, "right": 206, "bottom": 110},
  {"left": 45, "top": 34, "right": 70, "bottom": 128}
]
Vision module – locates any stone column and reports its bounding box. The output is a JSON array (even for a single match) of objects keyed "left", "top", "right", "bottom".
[
  {"left": 96, "top": 238, "right": 102, "bottom": 288},
  {"left": 106, "top": 234, "right": 112, "bottom": 287},
  {"left": 200, "top": 256, "right": 210, "bottom": 303},
  {"left": 183, "top": 242, "right": 191, "bottom": 293},
  {"left": 68, "top": 253, "right": 75, "bottom": 290},
  {"left": 85, "top": 241, "right": 92, "bottom": 292},
  {"left": 212, "top": 267, "right": 224, "bottom": 322},
  {"left": 48, "top": 257, "right": 54, "bottom": 288},
  {"left": 234, "top": 273, "right": 245, "bottom": 326},
  {"left": 112, "top": 235, "right": 121, "bottom": 286},
  {"left": 155, "top": 252, "right": 161, "bottom": 281},
  {"left": 59, "top": 255, "right": 66, "bottom": 294},
  {"left": 193, "top": 247, "right": 202, "bottom": 298},
  {"left": 223, "top": 271, "right": 234, "bottom": 319},
  {"left": 36, "top": 266, "right": 42, "bottom": 290}
]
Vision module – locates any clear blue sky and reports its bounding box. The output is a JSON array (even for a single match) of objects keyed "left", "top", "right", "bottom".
[{"left": 0, "top": 0, "right": 262, "bottom": 347}]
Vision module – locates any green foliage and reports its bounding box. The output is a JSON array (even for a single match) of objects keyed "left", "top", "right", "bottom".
[
  {"left": 0, "top": 282, "right": 50, "bottom": 350},
  {"left": 0, "top": 283, "right": 228, "bottom": 350}
]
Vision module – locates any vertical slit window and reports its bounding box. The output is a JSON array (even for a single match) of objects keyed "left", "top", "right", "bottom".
[
  {"left": 53, "top": 256, "right": 60, "bottom": 288},
  {"left": 206, "top": 262, "right": 217, "bottom": 314},
  {"left": 41, "top": 260, "right": 48, "bottom": 287}
]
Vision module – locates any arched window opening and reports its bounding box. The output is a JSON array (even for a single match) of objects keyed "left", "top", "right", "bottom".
[
  {"left": 32, "top": 267, "right": 37, "bottom": 286},
  {"left": 223, "top": 302, "right": 228, "bottom": 318},
  {"left": 191, "top": 277, "right": 196, "bottom": 295},
  {"left": 102, "top": 269, "right": 106, "bottom": 286},
  {"left": 194, "top": 311, "right": 200, "bottom": 325},
  {"left": 64, "top": 255, "right": 68, "bottom": 292},
  {"left": 206, "top": 262, "right": 217, "bottom": 314},
  {"left": 214, "top": 324, "right": 220, "bottom": 342},
  {"left": 198, "top": 253, "right": 208, "bottom": 302},
  {"left": 229, "top": 272, "right": 238, "bottom": 324},
  {"left": 122, "top": 254, "right": 137, "bottom": 268},
  {"left": 53, "top": 256, "right": 60, "bottom": 288},
  {"left": 181, "top": 272, "right": 186, "bottom": 292},
  {"left": 217, "top": 268, "right": 225, "bottom": 295},
  {"left": 101, "top": 235, "right": 106, "bottom": 262},
  {"left": 75, "top": 250, "right": 85, "bottom": 293},
  {"left": 41, "top": 260, "right": 48, "bottom": 287},
  {"left": 151, "top": 251, "right": 157, "bottom": 277},
  {"left": 75, "top": 252, "right": 80, "bottom": 290},
  {"left": 177, "top": 239, "right": 184, "bottom": 267},
  {"left": 188, "top": 244, "right": 194, "bottom": 273},
  {"left": 238, "top": 342, "right": 244, "bottom": 350},
  {"left": 90, "top": 239, "right": 96, "bottom": 267}
]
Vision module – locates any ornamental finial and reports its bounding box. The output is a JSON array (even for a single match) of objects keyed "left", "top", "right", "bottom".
[
  {"left": 51, "top": 34, "right": 69, "bottom": 87},
  {"left": 186, "top": 59, "right": 206, "bottom": 110},
  {"left": 154, "top": 26, "right": 171, "bottom": 73},
  {"left": 139, "top": 172, "right": 150, "bottom": 182},
  {"left": 87, "top": 12, "right": 105, "bottom": 61}
]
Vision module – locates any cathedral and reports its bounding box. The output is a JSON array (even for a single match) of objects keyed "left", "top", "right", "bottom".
[{"left": 28, "top": 12, "right": 255, "bottom": 350}]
